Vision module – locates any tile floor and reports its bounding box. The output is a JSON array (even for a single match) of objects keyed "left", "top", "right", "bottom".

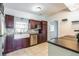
[{"left": 6, "top": 42, "right": 48, "bottom": 56}]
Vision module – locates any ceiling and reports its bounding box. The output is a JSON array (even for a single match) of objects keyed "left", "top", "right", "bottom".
[
  {"left": 4, "top": 3, "right": 68, "bottom": 16},
  {"left": 65, "top": 3, "right": 79, "bottom": 11}
]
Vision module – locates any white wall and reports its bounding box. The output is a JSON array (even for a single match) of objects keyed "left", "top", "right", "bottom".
[{"left": 48, "top": 9, "right": 79, "bottom": 38}]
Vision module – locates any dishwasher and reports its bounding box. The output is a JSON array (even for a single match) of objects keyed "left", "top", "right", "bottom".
[{"left": 30, "top": 34, "right": 38, "bottom": 46}]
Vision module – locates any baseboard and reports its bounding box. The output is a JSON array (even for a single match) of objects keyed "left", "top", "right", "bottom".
[{"left": 58, "top": 35, "right": 75, "bottom": 39}]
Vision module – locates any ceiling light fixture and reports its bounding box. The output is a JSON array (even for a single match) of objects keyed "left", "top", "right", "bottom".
[{"left": 32, "top": 6, "right": 43, "bottom": 12}]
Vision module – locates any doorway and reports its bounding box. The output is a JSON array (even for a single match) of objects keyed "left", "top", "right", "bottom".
[{"left": 48, "top": 20, "right": 58, "bottom": 42}]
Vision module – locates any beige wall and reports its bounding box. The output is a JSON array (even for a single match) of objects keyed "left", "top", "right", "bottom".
[{"left": 48, "top": 9, "right": 79, "bottom": 38}]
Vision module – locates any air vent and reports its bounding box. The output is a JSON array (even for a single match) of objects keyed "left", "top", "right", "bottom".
[{"left": 62, "top": 19, "right": 67, "bottom": 21}]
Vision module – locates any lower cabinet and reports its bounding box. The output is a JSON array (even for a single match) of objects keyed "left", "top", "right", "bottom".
[
  {"left": 37, "top": 34, "right": 43, "bottom": 44},
  {"left": 22, "top": 38, "right": 30, "bottom": 48},
  {"left": 14, "top": 38, "right": 30, "bottom": 50},
  {"left": 4, "top": 35, "right": 14, "bottom": 53},
  {"left": 4, "top": 35, "right": 30, "bottom": 54},
  {"left": 13, "top": 39, "right": 23, "bottom": 50}
]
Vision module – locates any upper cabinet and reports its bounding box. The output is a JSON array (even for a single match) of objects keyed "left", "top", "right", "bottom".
[
  {"left": 5, "top": 15, "right": 14, "bottom": 28},
  {"left": 29, "top": 20, "right": 37, "bottom": 29},
  {"left": 29, "top": 20, "right": 41, "bottom": 29}
]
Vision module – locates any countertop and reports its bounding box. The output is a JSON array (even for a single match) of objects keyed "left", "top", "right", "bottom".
[{"left": 14, "top": 34, "right": 30, "bottom": 39}]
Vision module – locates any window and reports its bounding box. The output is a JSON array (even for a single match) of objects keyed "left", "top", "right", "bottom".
[
  {"left": 50, "top": 25, "right": 54, "bottom": 31},
  {"left": 14, "top": 17, "right": 28, "bottom": 34}
]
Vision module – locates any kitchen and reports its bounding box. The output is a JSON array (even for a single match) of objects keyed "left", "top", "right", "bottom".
[
  {"left": 2, "top": 3, "right": 48, "bottom": 55},
  {"left": 1, "top": 3, "right": 79, "bottom": 56}
]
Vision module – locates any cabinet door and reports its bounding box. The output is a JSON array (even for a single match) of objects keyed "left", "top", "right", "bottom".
[
  {"left": 4, "top": 35, "right": 14, "bottom": 53},
  {"left": 42, "top": 21, "right": 47, "bottom": 42},
  {"left": 5, "top": 15, "right": 14, "bottom": 28},
  {"left": 37, "top": 34, "right": 43, "bottom": 44},
  {"left": 14, "top": 39, "right": 22, "bottom": 50},
  {"left": 22, "top": 38, "right": 30, "bottom": 48},
  {"left": 14, "top": 38, "right": 30, "bottom": 50},
  {"left": 29, "top": 20, "right": 36, "bottom": 29}
]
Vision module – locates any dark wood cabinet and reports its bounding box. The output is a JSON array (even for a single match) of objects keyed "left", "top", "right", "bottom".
[
  {"left": 29, "top": 20, "right": 37, "bottom": 29},
  {"left": 13, "top": 38, "right": 30, "bottom": 51},
  {"left": 4, "top": 35, "right": 14, "bottom": 53},
  {"left": 29, "top": 20, "right": 47, "bottom": 44},
  {"left": 38, "top": 21, "right": 47, "bottom": 43},
  {"left": 13, "top": 38, "right": 30, "bottom": 50},
  {"left": 22, "top": 38, "right": 30, "bottom": 48},
  {"left": 4, "top": 35, "right": 30, "bottom": 54},
  {"left": 41, "top": 21, "right": 47, "bottom": 42},
  {"left": 14, "top": 39, "right": 23, "bottom": 50},
  {"left": 29, "top": 20, "right": 41, "bottom": 29},
  {"left": 37, "top": 34, "right": 43, "bottom": 43},
  {"left": 5, "top": 15, "right": 14, "bottom": 28},
  {"left": 4, "top": 15, "right": 31, "bottom": 54}
]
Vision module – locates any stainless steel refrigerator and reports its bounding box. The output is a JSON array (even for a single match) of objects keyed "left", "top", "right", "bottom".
[{"left": 0, "top": 3, "right": 5, "bottom": 56}]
